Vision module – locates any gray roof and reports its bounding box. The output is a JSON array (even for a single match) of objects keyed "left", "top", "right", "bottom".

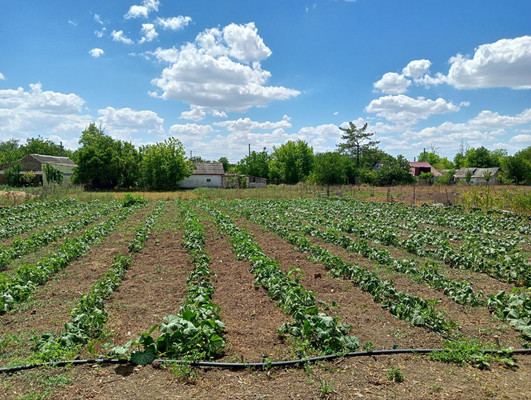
[
  {"left": 192, "top": 162, "right": 225, "bottom": 175},
  {"left": 29, "top": 154, "right": 77, "bottom": 166},
  {"left": 472, "top": 167, "right": 499, "bottom": 178},
  {"left": 454, "top": 167, "right": 477, "bottom": 178}
]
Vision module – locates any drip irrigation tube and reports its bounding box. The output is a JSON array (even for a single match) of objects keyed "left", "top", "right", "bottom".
[{"left": 1, "top": 348, "right": 530, "bottom": 374}]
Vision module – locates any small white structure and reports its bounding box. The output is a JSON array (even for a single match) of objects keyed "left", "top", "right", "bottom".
[{"left": 179, "top": 162, "right": 225, "bottom": 188}]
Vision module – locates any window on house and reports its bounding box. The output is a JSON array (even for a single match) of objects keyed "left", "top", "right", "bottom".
[{"left": 206, "top": 178, "right": 211, "bottom": 182}]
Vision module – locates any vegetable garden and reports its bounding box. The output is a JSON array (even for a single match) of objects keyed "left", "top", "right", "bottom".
[{"left": 0, "top": 196, "right": 530, "bottom": 399}]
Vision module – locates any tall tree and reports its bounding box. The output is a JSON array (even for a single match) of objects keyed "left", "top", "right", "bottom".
[
  {"left": 0, "top": 139, "right": 22, "bottom": 164},
  {"left": 72, "top": 123, "right": 140, "bottom": 189},
  {"left": 337, "top": 122, "right": 379, "bottom": 167},
  {"left": 236, "top": 149, "right": 270, "bottom": 179},
  {"left": 21, "top": 136, "right": 72, "bottom": 158},
  {"left": 139, "top": 137, "right": 194, "bottom": 190},
  {"left": 218, "top": 157, "right": 231, "bottom": 173},
  {"left": 373, "top": 155, "right": 415, "bottom": 186},
  {"left": 464, "top": 146, "right": 498, "bottom": 168},
  {"left": 501, "top": 146, "right": 531, "bottom": 184},
  {"left": 269, "top": 140, "right": 314, "bottom": 184},
  {"left": 312, "top": 152, "right": 348, "bottom": 186}
]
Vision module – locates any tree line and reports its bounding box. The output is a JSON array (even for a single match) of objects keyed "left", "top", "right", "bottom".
[{"left": 1, "top": 122, "right": 530, "bottom": 189}]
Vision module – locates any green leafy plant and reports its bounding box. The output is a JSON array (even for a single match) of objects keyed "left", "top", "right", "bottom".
[{"left": 387, "top": 366, "right": 404, "bottom": 382}]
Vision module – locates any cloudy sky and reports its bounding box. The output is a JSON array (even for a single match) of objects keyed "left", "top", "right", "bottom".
[{"left": 1, "top": 0, "right": 530, "bottom": 162}]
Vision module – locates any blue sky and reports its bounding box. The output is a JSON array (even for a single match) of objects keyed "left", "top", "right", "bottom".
[{"left": 1, "top": 0, "right": 530, "bottom": 163}]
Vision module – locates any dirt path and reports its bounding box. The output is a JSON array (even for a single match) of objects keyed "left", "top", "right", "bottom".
[
  {"left": 201, "top": 217, "right": 293, "bottom": 362},
  {"left": 88, "top": 202, "right": 195, "bottom": 353}
]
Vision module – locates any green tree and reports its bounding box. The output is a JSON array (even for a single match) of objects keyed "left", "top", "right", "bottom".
[
  {"left": 4, "top": 163, "right": 22, "bottom": 186},
  {"left": 464, "top": 147, "right": 498, "bottom": 168},
  {"left": 72, "top": 123, "right": 141, "bottom": 189},
  {"left": 500, "top": 146, "right": 531, "bottom": 184},
  {"left": 0, "top": 139, "right": 22, "bottom": 164},
  {"left": 337, "top": 122, "right": 379, "bottom": 167},
  {"left": 465, "top": 169, "right": 472, "bottom": 184},
  {"left": 21, "top": 136, "right": 72, "bottom": 158},
  {"left": 218, "top": 157, "right": 231, "bottom": 173},
  {"left": 139, "top": 137, "right": 193, "bottom": 190},
  {"left": 373, "top": 155, "right": 415, "bottom": 186},
  {"left": 269, "top": 140, "right": 314, "bottom": 184},
  {"left": 453, "top": 152, "right": 466, "bottom": 169},
  {"left": 417, "top": 151, "right": 454, "bottom": 170},
  {"left": 236, "top": 149, "right": 270, "bottom": 178},
  {"left": 311, "top": 152, "right": 347, "bottom": 186}
]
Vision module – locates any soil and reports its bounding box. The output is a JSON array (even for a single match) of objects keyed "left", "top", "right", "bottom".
[
  {"left": 0, "top": 199, "right": 530, "bottom": 400},
  {"left": 0, "top": 205, "right": 154, "bottom": 364},
  {"left": 86, "top": 202, "right": 197, "bottom": 354}
]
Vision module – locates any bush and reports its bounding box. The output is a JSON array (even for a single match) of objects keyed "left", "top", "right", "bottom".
[
  {"left": 121, "top": 193, "right": 147, "bottom": 207},
  {"left": 4, "top": 163, "right": 22, "bottom": 186}
]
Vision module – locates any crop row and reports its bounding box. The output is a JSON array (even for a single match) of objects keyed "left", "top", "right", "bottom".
[
  {"left": 0, "top": 199, "right": 87, "bottom": 240},
  {"left": 33, "top": 200, "right": 166, "bottom": 361},
  {"left": 0, "top": 199, "right": 79, "bottom": 220},
  {"left": 117, "top": 200, "right": 226, "bottom": 365},
  {"left": 323, "top": 197, "right": 530, "bottom": 236},
  {"left": 0, "top": 201, "right": 145, "bottom": 313},
  {"left": 237, "top": 200, "right": 482, "bottom": 305},
  {"left": 276, "top": 199, "right": 530, "bottom": 286},
  {"left": 0, "top": 200, "right": 120, "bottom": 270},
  {"left": 198, "top": 200, "right": 362, "bottom": 354},
  {"left": 228, "top": 199, "right": 531, "bottom": 340},
  {"left": 216, "top": 199, "right": 464, "bottom": 337}
]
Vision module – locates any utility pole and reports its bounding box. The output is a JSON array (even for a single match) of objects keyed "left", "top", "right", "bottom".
[
  {"left": 248, "top": 144, "right": 251, "bottom": 157},
  {"left": 190, "top": 150, "right": 192, "bottom": 159}
]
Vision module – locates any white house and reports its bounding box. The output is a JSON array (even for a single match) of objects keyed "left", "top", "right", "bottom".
[{"left": 178, "top": 162, "right": 225, "bottom": 188}]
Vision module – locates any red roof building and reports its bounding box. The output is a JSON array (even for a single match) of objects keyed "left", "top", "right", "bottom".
[{"left": 408, "top": 162, "right": 442, "bottom": 177}]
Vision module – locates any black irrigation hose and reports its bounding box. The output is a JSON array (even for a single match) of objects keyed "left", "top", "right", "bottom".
[{"left": 1, "top": 348, "right": 530, "bottom": 374}]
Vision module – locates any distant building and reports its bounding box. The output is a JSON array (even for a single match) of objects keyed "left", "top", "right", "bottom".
[
  {"left": 248, "top": 176, "right": 267, "bottom": 188},
  {"left": 178, "top": 162, "right": 225, "bottom": 188},
  {"left": 454, "top": 167, "right": 500, "bottom": 185},
  {"left": 408, "top": 162, "right": 442, "bottom": 177},
  {"left": 0, "top": 154, "right": 76, "bottom": 186},
  {"left": 178, "top": 162, "right": 268, "bottom": 189},
  {"left": 371, "top": 161, "right": 384, "bottom": 171}
]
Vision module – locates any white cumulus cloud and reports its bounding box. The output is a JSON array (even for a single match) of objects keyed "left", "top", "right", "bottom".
[
  {"left": 169, "top": 123, "right": 214, "bottom": 137},
  {"left": 446, "top": 36, "right": 531, "bottom": 89},
  {"left": 180, "top": 105, "right": 206, "bottom": 122},
  {"left": 147, "top": 47, "right": 179, "bottom": 63},
  {"left": 156, "top": 16, "right": 192, "bottom": 31},
  {"left": 509, "top": 134, "right": 531, "bottom": 144},
  {"left": 151, "top": 22, "right": 299, "bottom": 112},
  {"left": 373, "top": 72, "right": 411, "bottom": 94},
  {"left": 139, "top": 23, "right": 158, "bottom": 43},
  {"left": 125, "top": 0, "right": 159, "bottom": 19},
  {"left": 112, "top": 30, "right": 134, "bottom": 45},
  {"left": 0, "top": 72, "right": 5, "bottom": 80},
  {"left": 402, "top": 59, "right": 432, "bottom": 79},
  {"left": 0, "top": 83, "right": 91, "bottom": 140},
  {"left": 97, "top": 107, "right": 165, "bottom": 141},
  {"left": 365, "top": 94, "right": 460, "bottom": 125},
  {"left": 214, "top": 115, "right": 292, "bottom": 132},
  {"left": 89, "top": 48, "right": 104, "bottom": 58},
  {"left": 94, "top": 28, "right": 107, "bottom": 38},
  {"left": 97, "top": 106, "right": 165, "bottom": 137}
]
